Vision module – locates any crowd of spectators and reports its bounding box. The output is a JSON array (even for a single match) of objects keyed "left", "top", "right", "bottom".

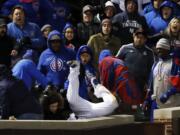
[{"left": 0, "top": 0, "right": 179, "bottom": 121}]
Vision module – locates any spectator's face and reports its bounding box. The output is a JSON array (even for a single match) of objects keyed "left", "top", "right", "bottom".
[
  {"left": 133, "top": 34, "right": 147, "bottom": 47},
  {"left": 0, "top": 25, "right": 7, "bottom": 37},
  {"left": 83, "top": 11, "right": 93, "bottom": 23},
  {"left": 80, "top": 53, "right": 91, "bottom": 65},
  {"left": 104, "top": 6, "right": 114, "bottom": 18},
  {"left": 32, "top": 1, "right": 39, "bottom": 12},
  {"left": 65, "top": 28, "right": 74, "bottom": 41},
  {"left": 50, "top": 39, "right": 61, "bottom": 52},
  {"left": 162, "top": 7, "right": 172, "bottom": 20},
  {"left": 49, "top": 102, "right": 59, "bottom": 114},
  {"left": 156, "top": 48, "right": 170, "bottom": 59},
  {"left": 43, "top": 27, "right": 52, "bottom": 38},
  {"left": 55, "top": 7, "right": 66, "bottom": 18},
  {"left": 170, "top": 19, "right": 180, "bottom": 34},
  {"left": 12, "top": 9, "right": 25, "bottom": 26},
  {"left": 102, "top": 22, "right": 112, "bottom": 35},
  {"left": 153, "top": 0, "right": 163, "bottom": 9},
  {"left": 126, "top": 0, "right": 136, "bottom": 13}
]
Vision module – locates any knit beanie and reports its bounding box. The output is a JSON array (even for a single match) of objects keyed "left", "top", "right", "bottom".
[
  {"left": 63, "top": 23, "right": 73, "bottom": 33},
  {"left": 101, "top": 18, "right": 112, "bottom": 25},
  {"left": 105, "top": 1, "right": 116, "bottom": 12},
  {"left": 156, "top": 38, "right": 170, "bottom": 50},
  {"left": 82, "top": 5, "right": 93, "bottom": 14},
  {"left": 41, "top": 24, "right": 52, "bottom": 32}
]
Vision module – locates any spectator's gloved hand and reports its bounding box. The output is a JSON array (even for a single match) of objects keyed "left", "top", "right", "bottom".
[
  {"left": 160, "top": 87, "right": 177, "bottom": 103},
  {"left": 142, "top": 100, "right": 149, "bottom": 111},
  {"left": 90, "top": 77, "right": 99, "bottom": 88},
  {"left": 20, "top": 36, "right": 32, "bottom": 48},
  {"left": 67, "top": 60, "right": 79, "bottom": 68},
  {"left": 85, "top": 70, "right": 96, "bottom": 81},
  {"left": 43, "top": 84, "right": 58, "bottom": 95},
  {"left": 34, "top": 84, "right": 43, "bottom": 92}
]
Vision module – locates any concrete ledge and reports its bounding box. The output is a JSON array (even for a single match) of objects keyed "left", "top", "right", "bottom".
[
  {"left": 0, "top": 115, "right": 134, "bottom": 130},
  {"left": 154, "top": 107, "right": 180, "bottom": 120}
]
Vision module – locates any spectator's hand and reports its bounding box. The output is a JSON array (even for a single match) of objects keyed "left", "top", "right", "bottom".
[
  {"left": 142, "top": 100, "right": 150, "bottom": 111},
  {"left": 20, "top": 36, "right": 32, "bottom": 47},
  {"left": 43, "top": 84, "right": 58, "bottom": 95},
  {"left": 85, "top": 70, "right": 96, "bottom": 81},
  {"left": 11, "top": 49, "right": 18, "bottom": 56},
  {"left": 9, "top": 116, "right": 16, "bottom": 120},
  {"left": 160, "top": 88, "right": 177, "bottom": 103},
  {"left": 67, "top": 60, "right": 79, "bottom": 68}
]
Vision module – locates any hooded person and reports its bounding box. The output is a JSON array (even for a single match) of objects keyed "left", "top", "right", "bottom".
[
  {"left": 62, "top": 22, "right": 79, "bottom": 51},
  {"left": 112, "top": 0, "right": 149, "bottom": 44},
  {"left": 37, "top": 30, "right": 76, "bottom": 89},
  {"left": 12, "top": 50, "right": 48, "bottom": 91},
  {"left": 149, "top": 0, "right": 175, "bottom": 35},
  {"left": 65, "top": 45, "right": 97, "bottom": 101},
  {"left": 77, "top": 45, "right": 97, "bottom": 98},
  {"left": 98, "top": 49, "right": 142, "bottom": 107},
  {"left": 94, "top": 1, "right": 116, "bottom": 23},
  {"left": 144, "top": 0, "right": 164, "bottom": 26}
]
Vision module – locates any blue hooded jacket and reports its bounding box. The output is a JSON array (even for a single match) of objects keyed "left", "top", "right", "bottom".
[
  {"left": 76, "top": 45, "right": 96, "bottom": 79},
  {"left": 144, "top": 0, "right": 161, "bottom": 26},
  {"left": 37, "top": 30, "right": 76, "bottom": 88},
  {"left": 64, "top": 45, "right": 96, "bottom": 100},
  {"left": 62, "top": 22, "right": 79, "bottom": 51},
  {"left": 149, "top": 1, "right": 174, "bottom": 35},
  {"left": 12, "top": 58, "right": 48, "bottom": 91}
]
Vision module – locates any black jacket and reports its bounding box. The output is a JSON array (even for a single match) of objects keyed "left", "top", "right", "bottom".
[
  {"left": 0, "top": 66, "right": 42, "bottom": 119},
  {"left": 0, "top": 35, "right": 16, "bottom": 67}
]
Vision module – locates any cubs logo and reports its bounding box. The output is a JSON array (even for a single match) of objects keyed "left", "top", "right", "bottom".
[{"left": 50, "top": 58, "right": 63, "bottom": 72}]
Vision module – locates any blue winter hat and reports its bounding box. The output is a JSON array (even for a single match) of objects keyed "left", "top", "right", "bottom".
[
  {"left": 76, "top": 45, "right": 93, "bottom": 62},
  {"left": 98, "top": 49, "right": 112, "bottom": 63},
  {"left": 48, "top": 30, "right": 62, "bottom": 41},
  {"left": 63, "top": 22, "right": 73, "bottom": 33}
]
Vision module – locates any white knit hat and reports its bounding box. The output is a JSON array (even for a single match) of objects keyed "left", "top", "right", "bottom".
[
  {"left": 156, "top": 38, "right": 170, "bottom": 50},
  {"left": 41, "top": 24, "right": 52, "bottom": 32},
  {"left": 105, "top": 1, "right": 115, "bottom": 8}
]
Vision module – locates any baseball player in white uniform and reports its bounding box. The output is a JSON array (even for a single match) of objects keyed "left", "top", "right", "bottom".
[{"left": 66, "top": 61, "right": 118, "bottom": 119}]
